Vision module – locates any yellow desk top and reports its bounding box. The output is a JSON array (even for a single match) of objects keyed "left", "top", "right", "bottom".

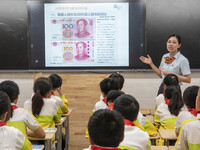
[{"left": 158, "top": 129, "right": 177, "bottom": 140}]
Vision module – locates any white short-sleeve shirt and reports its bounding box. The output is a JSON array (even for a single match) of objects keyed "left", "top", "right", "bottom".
[
  {"left": 0, "top": 126, "right": 27, "bottom": 150},
  {"left": 160, "top": 51, "right": 191, "bottom": 84}
]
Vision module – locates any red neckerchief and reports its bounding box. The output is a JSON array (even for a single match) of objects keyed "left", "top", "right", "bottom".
[
  {"left": 91, "top": 145, "right": 127, "bottom": 150},
  {"left": 164, "top": 56, "right": 176, "bottom": 64},
  {"left": 11, "top": 104, "right": 18, "bottom": 110},
  {"left": 0, "top": 122, "right": 7, "bottom": 127},
  {"left": 108, "top": 103, "right": 114, "bottom": 110},
  {"left": 51, "top": 91, "right": 55, "bottom": 96},
  {"left": 33, "top": 93, "right": 47, "bottom": 99},
  {"left": 102, "top": 98, "right": 107, "bottom": 105},
  {"left": 163, "top": 93, "right": 165, "bottom": 96},
  {"left": 124, "top": 119, "right": 135, "bottom": 126},
  {"left": 165, "top": 99, "right": 171, "bottom": 105},
  {"left": 188, "top": 108, "right": 198, "bottom": 117}
]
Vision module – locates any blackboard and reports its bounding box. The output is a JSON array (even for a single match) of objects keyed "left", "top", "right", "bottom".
[
  {"left": 146, "top": 0, "right": 200, "bottom": 69},
  {"left": 0, "top": 1, "right": 28, "bottom": 70}
]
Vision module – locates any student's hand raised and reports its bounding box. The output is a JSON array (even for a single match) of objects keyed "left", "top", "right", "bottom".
[
  {"left": 196, "top": 88, "right": 200, "bottom": 111},
  {"left": 139, "top": 54, "right": 153, "bottom": 65}
]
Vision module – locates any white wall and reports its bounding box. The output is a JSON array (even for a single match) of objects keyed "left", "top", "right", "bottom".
[{"left": 0, "top": 71, "right": 199, "bottom": 108}]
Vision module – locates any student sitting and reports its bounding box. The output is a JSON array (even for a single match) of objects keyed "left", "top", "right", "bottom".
[
  {"left": 175, "top": 86, "right": 200, "bottom": 135},
  {"left": 154, "top": 85, "right": 184, "bottom": 129},
  {"left": 93, "top": 77, "right": 119, "bottom": 112},
  {"left": 83, "top": 109, "right": 127, "bottom": 150},
  {"left": 0, "top": 80, "right": 45, "bottom": 138},
  {"left": 107, "top": 90, "right": 157, "bottom": 137},
  {"left": 175, "top": 117, "right": 200, "bottom": 150},
  {"left": 136, "top": 112, "right": 157, "bottom": 137},
  {"left": 24, "top": 77, "right": 61, "bottom": 129},
  {"left": 49, "top": 74, "right": 69, "bottom": 113},
  {"left": 113, "top": 94, "right": 151, "bottom": 150},
  {"left": 99, "top": 73, "right": 124, "bottom": 102},
  {"left": 155, "top": 74, "right": 179, "bottom": 109},
  {"left": 0, "top": 91, "right": 32, "bottom": 150},
  {"left": 106, "top": 90, "right": 125, "bottom": 109},
  {"left": 86, "top": 78, "right": 119, "bottom": 138}
]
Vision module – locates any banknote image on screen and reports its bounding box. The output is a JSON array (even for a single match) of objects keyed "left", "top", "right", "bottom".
[{"left": 44, "top": 3, "right": 129, "bottom": 67}]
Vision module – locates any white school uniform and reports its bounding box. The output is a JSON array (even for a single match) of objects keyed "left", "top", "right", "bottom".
[
  {"left": 155, "top": 94, "right": 165, "bottom": 108},
  {"left": 155, "top": 102, "right": 187, "bottom": 128},
  {"left": 0, "top": 125, "right": 32, "bottom": 150},
  {"left": 24, "top": 97, "right": 61, "bottom": 129},
  {"left": 51, "top": 94, "right": 68, "bottom": 113},
  {"left": 7, "top": 103, "right": 39, "bottom": 137},
  {"left": 176, "top": 118, "right": 200, "bottom": 150},
  {"left": 175, "top": 111, "right": 196, "bottom": 135},
  {"left": 93, "top": 99, "right": 107, "bottom": 113},
  {"left": 119, "top": 122, "right": 151, "bottom": 150},
  {"left": 137, "top": 112, "right": 146, "bottom": 127}
]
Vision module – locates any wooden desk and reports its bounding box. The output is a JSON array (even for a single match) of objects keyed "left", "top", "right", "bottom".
[
  {"left": 55, "top": 117, "right": 66, "bottom": 150},
  {"left": 158, "top": 129, "right": 177, "bottom": 146},
  {"left": 61, "top": 109, "right": 73, "bottom": 150},
  {"left": 151, "top": 146, "right": 168, "bottom": 150},
  {"left": 28, "top": 128, "right": 57, "bottom": 150},
  {"left": 150, "top": 133, "right": 160, "bottom": 145},
  {"left": 140, "top": 108, "right": 151, "bottom": 116},
  {"left": 150, "top": 108, "right": 155, "bottom": 116},
  {"left": 168, "top": 146, "right": 175, "bottom": 150},
  {"left": 146, "top": 116, "right": 154, "bottom": 124}
]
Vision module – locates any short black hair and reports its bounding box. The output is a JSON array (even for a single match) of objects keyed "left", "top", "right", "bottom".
[
  {"left": 106, "top": 90, "right": 125, "bottom": 104},
  {"left": 163, "top": 74, "right": 179, "bottom": 87},
  {"left": 113, "top": 94, "right": 139, "bottom": 122},
  {"left": 183, "top": 86, "right": 199, "bottom": 109},
  {"left": 100, "top": 78, "right": 118, "bottom": 96},
  {"left": 88, "top": 109, "right": 124, "bottom": 147},
  {"left": 0, "top": 91, "right": 11, "bottom": 119},
  {"left": 0, "top": 80, "right": 19, "bottom": 102},
  {"left": 109, "top": 73, "right": 124, "bottom": 90},
  {"left": 49, "top": 74, "right": 62, "bottom": 89}
]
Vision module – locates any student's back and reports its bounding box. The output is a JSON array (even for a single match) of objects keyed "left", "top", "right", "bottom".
[
  {"left": 0, "top": 125, "right": 32, "bottom": 150},
  {"left": 7, "top": 106, "right": 40, "bottom": 136},
  {"left": 154, "top": 85, "right": 185, "bottom": 129},
  {"left": 176, "top": 118, "right": 200, "bottom": 150},
  {"left": 0, "top": 91, "right": 32, "bottom": 150},
  {"left": 93, "top": 77, "right": 118, "bottom": 112},
  {"left": 0, "top": 80, "right": 44, "bottom": 138},
  {"left": 155, "top": 74, "right": 179, "bottom": 109},
  {"left": 49, "top": 74, "right": 69, "bottom": 114},
  {"left": 113, "top": 94, "right": 151, "bottom": 150},
  {"left": 24, "top": 77, "right": 61, "bottom": 129},
  {"left": 175, "top": 86, "right": 200, "bottom": 135},
  {"left": 84, "top": 109, "right": 126, "bottom": 150},
  {"left": 24, "top": 97, "right": 61, "bottom": 128}
]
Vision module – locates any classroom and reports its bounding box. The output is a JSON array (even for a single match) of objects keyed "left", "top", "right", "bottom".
[{"left": 0, "top": 0, "right": 200, "bottom": 150}]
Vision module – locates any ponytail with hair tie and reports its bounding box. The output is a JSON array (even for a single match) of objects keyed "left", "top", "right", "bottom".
[{"left": 32, "top": 77, "right": 51, "bottom": 116}]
